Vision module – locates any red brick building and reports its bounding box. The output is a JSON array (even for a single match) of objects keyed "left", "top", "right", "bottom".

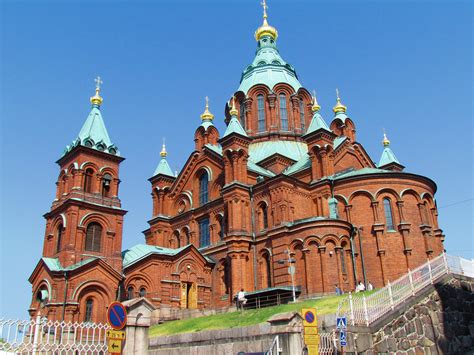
[{"left": 29, "top": 10, "right": 444, "bottom": 323}]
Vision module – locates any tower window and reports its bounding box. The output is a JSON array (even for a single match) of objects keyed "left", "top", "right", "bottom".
[
  {"left": 383, "top": 198, "right": 395, "bottom": 231},
  {"left": 340, "top": 249, "right": 347, "bottom": 274},
  {"left": 85, "top": 298, "right": 93, "bottom": 322},
  {"left": 199, "top": 171, "right": 209, "bottom": 206},
  {"left": 299, "top": 99, "right": 305, "bottom": 131},
  {"left": 85, "top": 222, "right": 102, "bottom": 252},
  {"left": 84, "top": 168, "right": 94, "bottom": 193},
  {"left": 239, "top": 101, "right": 246, "bottom": 129},
  {"left": 199, "top": 217, "right": 210, "bottom": 247},
  {"left": 218, "top": 215, "right": 225, "bottom": 240},
  {"left": 257, "top": 95, "right": 265, "bottom": 132},
  {"left": 279, "top": 94, "right": 288, "bottom": 130},
  {"left": 261, "top": 204, "right": 268, "bottom": 230},
  {"left": 139, "top": 287, "right": 146, "bottom": 297},
  {"left": 102, "top": 173, "right": 112, "bottom": 197},
  {"left": 127, "top": 286, "right": 134, "bottom": 299},
  {"left": 56, "top": 224, "right": 63, "bottom": 253}
]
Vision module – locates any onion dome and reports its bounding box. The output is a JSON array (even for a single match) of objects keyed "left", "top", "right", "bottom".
[
  {"left": 333, "top": 88, "right": 347, "bottom": 114},
  {"left": 311, "top": 90, "right": 321, "bottom": 113},
  {"left": 382, "top": 132, "right": 391, "bottom": 147},
  {"left": 90, "top": 76, "right": 103, "bottom": 107},
  {"left": 255, "top": 0, "right": 278, "bottom": 42},
  {"left": 200, "top": 96, "right": 214, "bottom": 121}
]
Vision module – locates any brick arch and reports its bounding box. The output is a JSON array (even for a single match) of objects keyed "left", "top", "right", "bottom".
[
  {"left": 321, "top": 234, "right": 339, "bottom": 247},
  {"left": 79, "top": 161, "right": 100, "bottom": 171},
  {"left": 194, "top": 166, "right": 213, "bottom": 181},
  {"left": 400, "top": 188, "right": 422, "bottom": 203},
  {"left": 99, "top": 166, "right": 118, "bottom": 177},
  {"left": 304, "top": 236, "right": 321, "bottom": 249},
  {"left": 78, "top": 213, "right": 111, "bottom": 230},
  {"left": 348, "top": 190, "right": 376, "bottom": 203},
  {"left": 76, "top": 282, "right": 113, "bottom": 323},
  {"left": 125, "top": 274, "right": 154, "bottom": 294},
  {"left": 247, "top": 84, "right": 272, "bottom": 98},
  {"left": 330, "top": 118, "right": 345, "bottom": 137},
  {"left": 376, "top": 188, "right": 401, "bottom": 201},
  {"left": 33, "top": 279, "right": 52, "bottom": 302},
  {"left": 273, "top": 83, "right": 297, "bottom": 96},
  {"left": 289, "top": 238, "right": 304, "bottom": 252}
]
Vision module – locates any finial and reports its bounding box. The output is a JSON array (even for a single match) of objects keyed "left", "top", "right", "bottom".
[
  {"left": 333, "top": 88, "right": 347, "bottom": 114},
  {"left": 200, "top": 96, "right": 215, "bottom": 121},
  {"left": 255, "top": 0, "right": 278, "bottom": 41},
  {"left": 382, "top": 130, "right": 390, "bottom": 147},
  {"left": 90, "top": 76, "right": 104, "bottom": 106},
  {"left": 229, "top": 96, "right": 239, "bottom": 117},
  {"left": 311, "top": 89, "right": 321, "bottom": 112},
  {"left": 160, "top": 138, "right": 167, "bottom": 157}
]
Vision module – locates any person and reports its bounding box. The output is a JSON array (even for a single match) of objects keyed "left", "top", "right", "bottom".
[
  {"left": 237, "top": 288, "right": 247, "bottom": 310},
  {"left": 367, "top": 281, "right": 374, "bottom": 291},
  {"left": 335, "top": 284, "right": 342, "bottom": 295},
  {"left": 355, "top": 280, "right": 365, "bottom": 293}
]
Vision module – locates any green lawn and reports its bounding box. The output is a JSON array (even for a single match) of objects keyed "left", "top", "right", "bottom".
[{"left": 150, "top": 294, "right": 345, "bottom": 337}]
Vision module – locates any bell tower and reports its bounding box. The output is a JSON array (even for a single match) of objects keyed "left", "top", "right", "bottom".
[{"left": 42, "top": 78, "right": 126, "bottom": 272}]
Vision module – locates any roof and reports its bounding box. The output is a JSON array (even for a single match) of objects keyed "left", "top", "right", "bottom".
[
  {"left": 42, "top": 257, "right": 97, "bottom": 272},
  {"left": 249, "top": 141, "right": 308, "bottom": 164},
  {"left": 122, "top": 244, "right": 214, "bottom": 269},
  {"left": 378, "top": 146, "right": 401, "bottom": 167},
  {"left": 333, "top": 136, "right": 347, "bottom": 149},
  {"left": 331, "top": 167, "right": 391, "bottom": 180},
  {"left": 306, "top": 111, "right": 330, "bottom": 134},
  {"left": 153, "top": 158, "right": 174, "bottom": 177},
  {"left": 238, "top": 38, "right": 302, "bottom": 94},
  {"left": 223, "top": 116, "right": 247, "bottom": 137},
  {"left": 63, "top": 106, "right": 119, "bottom": 156},
  {"left": 283, "top": 155, "right": 311, "bottom": 175}
]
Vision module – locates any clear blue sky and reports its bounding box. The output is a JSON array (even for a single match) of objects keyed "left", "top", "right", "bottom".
[{"left": 1, "top": 1, "right": 472, "bottom": 319}]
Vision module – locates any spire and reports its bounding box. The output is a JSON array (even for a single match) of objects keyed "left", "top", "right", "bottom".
[
  {"left": 64, "top": 77, "right": 119, "bottom": 156},
  {"left": 306, "top": 90, "right": 330, "bottom": 134},
  {"left": 255, "top": 0, "right": 278, "bottom": 41},
  {"left": 378, "top": 131, "right": 401, "bottom": 168},
  {"left": 333, "top": 88, "right": 347, "bottom": 114},
  {"left": 200, "top": 96, "right": 214, "bottom": 121},
  {"left": 223, "top": 97, "right": 248, "bottom": 137},
  {"left": 153, "top": 139, "right": 174, "bottom": 177}
]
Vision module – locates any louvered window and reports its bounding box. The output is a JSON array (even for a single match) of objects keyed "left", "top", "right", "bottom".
[
  {"left": 279, "top": 94, "right": 288, "bottom": 130},
  {"left": 84, "top": 169, "right": 94, "bottom": 193},
  {"left": 257, "top": 95, "right": 265, "bottom": 132},
  {"left": 85, "top": 222, "right": 102, "bottom": 252}
]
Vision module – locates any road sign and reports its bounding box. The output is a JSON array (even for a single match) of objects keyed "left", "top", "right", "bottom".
[
  {"left": 306, "top": 344, "right": 319, "bottom": 355},
  {"left": 302, "top": 308, "right": 317, "bottom": 327},
  {"left": 304, "top": 334, "right": 320, "bottom": 345},
  {"left": 106, "top": 329, "right": 126, "bottom": 340},
  {"left": 340, "top": 330, "right": 347, "bottom": 347},
  {"left": 108, "top": 338, "right": 122, "bottom": 353},
  {"left": 304, "top": 326, "right": 319, "bottom": 335},
  {"left": 107, "top": 301, "right": 127, "bottom": 330},
  {"left": 336, "top": 317, "right": 347, "bottom": 330}
]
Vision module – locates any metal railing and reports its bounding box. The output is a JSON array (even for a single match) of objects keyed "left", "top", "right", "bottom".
[
  {"left": 264, "top": 333, "right": 336, "bottom": 355},
  {"left": 336, "top": 253, "right": 473, "bottom": 326},
  {"left": 0, "top": 315, "right": 109, "bottom": 354}
]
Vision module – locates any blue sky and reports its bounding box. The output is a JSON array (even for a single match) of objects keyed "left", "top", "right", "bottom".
[{"left": 1, "top": 0, "right": 472, "bottom": 319}]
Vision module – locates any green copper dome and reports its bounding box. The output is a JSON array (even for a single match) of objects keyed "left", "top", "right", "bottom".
[{"left": 238, "top": 36, "right": 302, "bottom": 94}]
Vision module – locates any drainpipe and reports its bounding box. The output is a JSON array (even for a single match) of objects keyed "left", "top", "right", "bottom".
[
  {"left": 61, "top": 271, "right": 68, "bottom": 322},
  {"left": 357, "top": 227, "right": 368, "bottom": 287},
  {"left": 250, "top": 186, "right": 258, "bottom": 290}
]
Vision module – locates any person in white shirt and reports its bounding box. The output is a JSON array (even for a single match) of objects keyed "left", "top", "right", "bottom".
[
  {"left": 355, "top": 280, "right": 366, "bottom": 293},
  {"left": 237, "top": 288, "right": 247, "bottom": 309},
  {"left": 367, "top": 281, "right": 374, "bottom": 291}
]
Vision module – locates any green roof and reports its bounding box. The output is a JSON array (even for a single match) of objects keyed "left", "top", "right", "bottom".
[
  {"left": 238, "top": 37, "right": 302, "bottom": 94},
  {"left": 223, "top": 116, "right": 247, "bottom": 137},
  {"left": 306, "top": 111, "right": 330, "bottom": 134},
  {"left": 331, "top": 167, "right": 391, "bottom": 179},
  {"left": 249, "top": 141, "right": 308, "bottom": 164},
  {"left": 283, "top": 155, "right": 311, "bottom": 175},
  {"left": 64, "top": 105, "right": 119, "bottom": 156},
  {"left": 333, "top": 136, "right": 347, "bottom": 149},
  {"left": 153, "top": 158, "right": 174, "bottom": 177},
  {"left": 42, "top": 257, "right": 97, "bottom": 272},
  {"left": 378, "top": 147, "right": 401, "bottom": 167}
]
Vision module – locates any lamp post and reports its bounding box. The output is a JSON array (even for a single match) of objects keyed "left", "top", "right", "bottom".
[{"left": 279, "top": 249, "right": 296, "bottom": 302}]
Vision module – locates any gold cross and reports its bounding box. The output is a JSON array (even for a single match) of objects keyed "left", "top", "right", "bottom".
[
  {"left": 94, "top": 76, "right": 103, "bottom": 90},
  {"left": 260, "top": 0, "right": 268, "bottom": 19}
]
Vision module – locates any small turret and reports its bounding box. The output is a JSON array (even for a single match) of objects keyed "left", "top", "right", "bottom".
[
  {"left": 378, "top": 132, "right": 404, "bottom": 171},
  {"left": 153, "top": 140, "right": 174, "bottom": 177}
]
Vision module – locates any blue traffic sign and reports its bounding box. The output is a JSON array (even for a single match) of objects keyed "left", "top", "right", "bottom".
[
  {"left": 336, "top": 317, "right": 347, "bottom": 329},
  {"left": 340, "top": 331, "right": 347, "bottom": 347},
  {"left": 107, "top": 302, "right": 127, "bottom": 330},
  {"left": 304, "top": 311, "right": 315, "bottom": 324}
]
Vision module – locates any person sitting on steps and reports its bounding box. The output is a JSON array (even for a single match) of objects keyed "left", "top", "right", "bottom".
[{"left": 237, "top": 288, "right": 247, "bottom": 310}]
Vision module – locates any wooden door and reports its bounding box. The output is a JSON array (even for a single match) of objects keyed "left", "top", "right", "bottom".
[
  {"left": 180, "top": 282, "right": 187, "bottom": 309},
  {"left": 188, "top": 283, "right": 198, "bottom": 309}
]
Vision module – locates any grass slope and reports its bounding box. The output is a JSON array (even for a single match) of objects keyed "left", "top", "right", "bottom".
[{"left": 150, "top": 295, "right": 344, "bottom": 337}]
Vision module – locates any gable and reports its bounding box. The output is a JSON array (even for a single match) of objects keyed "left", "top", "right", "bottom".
[{"left": 334, "top": 142, "right": 375, "bottom": 173}]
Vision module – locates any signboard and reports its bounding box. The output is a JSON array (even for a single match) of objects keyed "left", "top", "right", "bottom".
[
  {"left": 302, "top": 308, "right": 317, "bottom": 327},
  {"left": 336, "top": 317, "right": 347, "bottom": 330},
  {"left": 302, "top": 308, "right": 319, "bottom": 355},
  {"left": 304, "top": 326, "right": 318, "bottom": 335},
  {"left": 304, "top": 334, "right": 320, "bottom": 345},
  {"left": 340, "top": 331, "right": 347, "bottom": 347},
  {"left": 108, "top": 338, "right": 122, "bottom": 353},
  {"left": 107, "top": 301, "right": 127, "bottom": 330},
  {"left": 106, "top": 329, "right": 126, "bottom": 340}
]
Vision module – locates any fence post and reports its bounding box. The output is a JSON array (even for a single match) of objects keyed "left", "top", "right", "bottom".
[
  {"left": 408, "top": 269, "right": 415, "bottom": 296},
  {"left": 428, "top": 259, "right": 433, "bottom": 284},
  {"left": 363, "top": 294, "right": 369, "bottom": 326},
  {"left": 32, "top": 314, "right": 41, "bottom": 355},
  {"left": 349, "top": 292, "right": 355, "bottom": 326},
  {"left": 388, "top": 280, "right": 394, "bottom": 310}
]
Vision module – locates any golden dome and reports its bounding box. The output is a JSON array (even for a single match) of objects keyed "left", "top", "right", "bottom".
[
  {"left": 160, "top": 141, "right": 167, "bottom": 157},
  {"left": 382, "top": 133, "right": 390, "bottom": 147},
  {"left": 255, "top": 0, "right": 278, "bottom": 41},
  {"left": 333, "top": 88, "right": 347, "bottom": 114},
  {"left": 90, "top": 76, "right": 103, "bottom": 106},
  {"left": 200, "top": 96, "right": 215, "bottom": 121},
  {"left": 311, "top": 90, "right": 321, "bottom": 112},
  {"left": 229, "top": 97, "right": 238, "bottom": 116}
]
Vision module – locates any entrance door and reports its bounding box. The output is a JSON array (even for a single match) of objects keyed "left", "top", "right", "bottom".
[{"left": 180, "top": 282, "right": 198, "bottom": 309}]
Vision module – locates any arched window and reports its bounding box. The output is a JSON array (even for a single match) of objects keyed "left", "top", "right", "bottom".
[
  {"left": 218, "top": 215, "right": 225, "bottom": 239},
  {"left": 199, "top": 171, "right": 209, "bottom": 206},
  {"left": 102, "top": 173, "right": 112, "bottom": 197},
  {"left": 340, "top": 249, "right": 347, "bottom": 274},
  {"left": 239, "top": 101, "right": 246, "bottom": 129},
  {"left": 139, "top": 287, "right": 146, "bottom": 297},
  {"left": 84, "top": 168, "right": 94, "bottom": 193},
  {"left": 421, "top": 203, "right": 430, "bottom": 225},
  {"left": 199, "top": 217, "right": 210, "bottom": 247},
  {"left": 184, "top": 229, "right": 191, "bottom": 245},
  {"left": 127, "top": 286, "right": 134, "bottom": 299},
  {"left": 257, "top": 94, "right": 265, "bottom": 132},
  {"left": 261, "top": 204, "right": 268, "bottom": 230},
  {"left": 56, "top": 224, "right": 63, "bottom": 253},
  {"left": 263, "top": 252, "right": 272, "bottom": 288},
  {"left": 85, "top": 222, "right": 102, "bottom": 252},
  {"left": 299, "top": 99, "right": 305, "bottom": 131},
  {"left": 383, "top": 198, "right": 395, "bottom": 230},
  {"left": 85, "top": 298, "right": 93, "bottom": 322},
  {"left": 279, "top": 94, "right": 288, "bottom": 130}
]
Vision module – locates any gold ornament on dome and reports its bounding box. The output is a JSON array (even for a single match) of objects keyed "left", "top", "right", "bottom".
[
  {"left": 311, "top": 89, "right": 321, "bottom": 112},
  {"left": 200, "top": 96, "right": 215, "bottom": 121},
  {"left": 333, "top": 88, "right": 347, "bottom": 114},
  {"left": 255, "top": 0, "right": 278, "bottom": 41},
  {"left": 90, "top": 76, "right": 104, "bottom": 106},
  {"left": 160, "top": 139, "right": 167, "bottom": 157},
  {"left": 229, "top": 96, "right": 239, "bottom": 116},
  {"left": 382, "top": 131, "right": 391, "bottom": 147}
]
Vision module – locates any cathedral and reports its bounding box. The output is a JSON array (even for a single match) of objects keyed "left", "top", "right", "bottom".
[{"left": 28, "top": 5, "right": 445, "bottom": 324}]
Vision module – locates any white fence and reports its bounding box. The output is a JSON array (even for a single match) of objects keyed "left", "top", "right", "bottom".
[
  {"left": 0, "top": 315, "right": 109, "bottom": 354},
  {"left": 265, "top": 332, "right": 336, "bottom": 354},
  {"left": 337, "top": 253, "right": 474, "bottom": 326}
]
